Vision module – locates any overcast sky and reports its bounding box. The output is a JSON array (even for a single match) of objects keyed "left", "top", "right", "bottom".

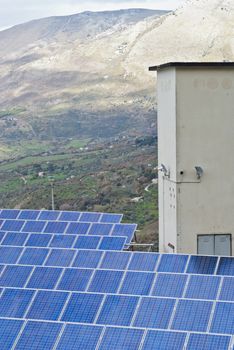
[{"left": 0, "top": 0, "right": 186, "bottom": 30}]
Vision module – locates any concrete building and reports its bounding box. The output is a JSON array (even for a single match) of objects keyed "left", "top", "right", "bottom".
[{"left": 150, "top": 62, "right": 234, "bottom": 256}]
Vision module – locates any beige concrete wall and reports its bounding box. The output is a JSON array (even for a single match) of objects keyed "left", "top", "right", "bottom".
[{"left": 157, "top": 65, "right": 234, "bottom": 255}]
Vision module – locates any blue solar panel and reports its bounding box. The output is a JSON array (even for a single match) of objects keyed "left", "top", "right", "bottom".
[
  {"left": 38, "top": 210, "right": 60, "bottom": 221},
  {"left": 217, "top": 257, "right": 234, "bottom": 276},
  {"left": 49, "top": 234, "right": 76, "bottom": 248},
  {"left": 0, "top": 231, "right": 5, "bottom": 242},
  {"left": 99, "top": 236, "right": 126, "bottom": 250},
  {"left": 2, "top": 232, "right": 28, "bottom": 246},
  {"left": 26, "top": 290, "right": 68, "bottom": 320},
  {"left": 152, "top": 273, "right": 187, "bottom": 298},
  {"left": 26, "top": 267, "right": 62, "bottom": 289},
  {"left": 0, "top": 265, "right": 33, "bottom": 287},
  {"left": 59, "top": 211, "right": 81, "bottom": 221},
  {"left": 23, "top": 220, "right": 46, "bottom": 233},
  {"left": 61, "top": 293, "right": 103, "bottom": 323},
  {"left": 72, "top": 250, "right": 102, "bottom": 268},
  {"left": 157, "top": 254, "right": 188, "bottom": 273},
  {"left": 0, "top": 288, "right": 34, "bottom": 318},
  {"left": 172, "top": 299, "right": 213, "bottom": 332},
  {"left": 99, "top": 327, "right": 143, "bottom": 350},
  {"left": 88, "top": 223, "right": 113, "bottom": 236},
  {"left": 19, "top": 248, "right": 49, "bottom": 265},
  {"left": 111, "top": 224, "right": 137, "bottom": 243},
  {"left": 185, "top": 275, "right": 221, "bottom": 300},
  {"left": 18, "top": 210, "right": 39, "bottom": 220},
  {"left": 134, "top": 297, "right": 175, "bottom": 329},
  {"left": 100, "top": 251, "right": 131, "bottom": 270},
  {"left": 186, "top": 256, "right": 218, "bottom": 274},
  {"left": 0, "top": 319, "right": 23, "bottom": 350},
  {"left": 142, "top": 330, "right": 187, "bottom": 350},
  {"left": 74, "top": 235, "right": 100, "bottom": 249},
  {"left": 44, "top": 221, "right": 68, "bottom": 234},
  {"left": 88, "top": 269, "right": 124, "bottom": 293},
  {"left": 25, "top": 233, "right": 52, "bottom": 247},
  {"left": 57, "top": 324, "right": 103, "bottom": 350},
  {"left": 58, "top": 268, "right": 92, "bottom": 291},
  {"left": 79, "top": 212, "right": 101, "bottom": 222},
  {"left": 97, "top": 295, "right": 139, "bottom": 326},
  {"left": 187, "top": 333, "right": 231, "bottom": 350},
  {"left": 15, "top": 321, "right": 62, "bottom": 350},
  {"left": 45, "top": 249, "right": 75, "bottom": 267},
  {"left": 100, "top": 213, "right": 122, "bottom": 223},
  {"left": 1, "top": 220, "right": 24, "bottom": 232},
  {"left": 0, "top": 209, "right": 20, "bottom": 219},
  {"left": 210, "top": 302, "right": 234, "bottom": 334},
  {"left": 219, "top": 277, "right": 234, "bottom": 301},
  {"left": 0, "top": 246, "right": 23, "bottom": 263},
  {"left": 128, "top": 252, "right": 159, "bottom": 271},
  {"left": 66, "top": 222, "right": 91, "bottom": 235},
  {"left": 120, "top": 271, "right": 154, "bottom": 295}
]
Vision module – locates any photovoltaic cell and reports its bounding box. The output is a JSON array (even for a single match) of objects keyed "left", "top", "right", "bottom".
[
  {"left": 18, "top": 210, "right": 39, "bottom": 220},
  {"left": 0, "top": 265, "right": 33, "bottom": 287},
  {"left": 88, "top": 223, "right": 113, "bottom": 236},
  {"left": 99, "top": 236, "right": 126, "bottom": 250},
  {"left": 185, "top": 275, "right": 221, "bottom": 300},
  {"left": 111, "top": 224, "right": 137, "bottom": 243},
  {"left": 15, "top": 321, "right": 62, "bottom": 350},
  {"left": 217, "top": 257, "right": 234, "bottom": 276},
  {"left": 49, "top": 234, "right": 76, "bottom": 248},
  {"left": 100, "top": 251, "right": 131, "bottom": 270},
  {"left": 152, "top": 273, "right": 187, "bottom": 298},
  {"left": 61, "top": 293, "right": 103, "bottom": 323},
  {"left": 74, "top": 235, "right": 100, "bottom": 249},
  {"left": 157, "top": 254, "right": 188, "bottom": 273},
  {"left": 43, "top": 221, "right": 68, "bottom": 234},
  {"left": 59, "top": 211, "right": 81, "bottom": 221},
  {"left": 2, "top": 232, "right": 28, "bottom": 246},
  {"left": 0, "top": 209, "right": 20, "bottom": 219},
  {"left": 38, "top": 210, "right": 60, "bottom": 221},
  {"left": 23, "top": 220, "right": 46, "bottom": 233},
  {"left": 0, "top": 288, "right": 34, "bottom": 318},
  {"left": 134, "top": 297, "right": 175, "bottom": 329},
  {"left": 57, "top": 324, "right": 103, "bottom": 350},
  {"left": 26, "top": 290, "right": 68, "bottom": 320},
  {"left": 100, "top": 213, "right": 122, "bottom": 223},
  {"left": 66, "top": 222, "right": 91, "bottom": 235},
  {"left": 45, "top": 249, "right": 75, "bottom": 267},
  {"left": 19, "top": 248, "right": 49, "bottom": 265},
  {"left": 25, "top": 233, "right": 52, "bottom": 247},
  {"left": 58, "top": 268, "right": 93, "bottom": 291},
  {"left": 210, "top": 302, "right": 234, "bottom": 334},
  {"left": 26, "top": 267, "right": 62, "bottom": 289},
  {"left": 120, "top": 271, "right": 155, "bottom": 295},
  {"left": 88, "top": 269, "right": 124, "bottom": 293},
  {"left": 97, "top": 295, "right": 139, "bottom": 326},
  {"left": 172, "top": 299, "right": 213, "bottom": 332},
  {"left": 0, "top": 319, "right": 23, "bottom": 350},
  {"left": 142, "top": 330, "right": 187, "bottom": 350},
  {"left": 1, "top": 220, "right": 24, "bottom": 232},
  {"left": 0, "top": 246, "right": 23, "bottom": 264},
  {"left": 99, "top": 327, "right": 143, "bottom": 350},
  {"left": 72, "top": 250, "right": 103, "bottom": 269},
  {"left": 186, "top": 256, "right": 218, "bottom": 275},
  {"left": 187, "top": 333, "right": 231, "bottom": 350},
  {"left": 128, "top": 252, "right": 159, "bottom": 272},
  {"left": 219, "top": 277, "right": 234, "bottom": 301},
  {"left": 79, "top": 212, "right": 101, "bottom": 222}
]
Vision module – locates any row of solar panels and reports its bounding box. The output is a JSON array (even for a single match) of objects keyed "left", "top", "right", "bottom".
[
  {"left": 1, "top": 245, "right": 233, "bottom": 275},
  {"left": 0, "top": 261, "right": 233, "bottom": 301},
  {"left": 0, "top": 319, "right": 232, "bottom": 350},
  {"left": 0, "top": 286, "right": 233, "bottom": 335},
  {"left": 0, "top": 220, "right": 136, "bottom": 243},
  {"left": 0, "top": 209, "right": 123, "bottom": 223}
]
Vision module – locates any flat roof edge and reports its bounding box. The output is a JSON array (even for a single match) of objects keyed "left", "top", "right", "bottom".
[{"left": 149, "top": 62, "right": 234, "bottom": 71}]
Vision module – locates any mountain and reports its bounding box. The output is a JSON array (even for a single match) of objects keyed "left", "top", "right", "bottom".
[{"left": 0, "top": 0, "right": 233, "bottom": 144}]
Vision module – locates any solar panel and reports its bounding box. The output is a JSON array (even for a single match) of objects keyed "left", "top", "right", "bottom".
[
  {"left": 120, "top": 271, "right": 155, "bottom": 295},
  {"left": 38, "top": 210, "right": 60, "bottom": 221},
  {"left": 210, "top": 302, "right": 234, "bottom": 334},
  {"left": 185, "top": 275, "right": 221, "bottom": 300},
  {"left": 142, "top": 330, "right": 186, "bottom": 350},
  {"left": 186, "top": 255, "right": 218, "bottom": 274},
  {"left": 58, "top": 211, "right": 81, "bottom": 221},
  {"left": 157, "top": 254, "right": 188, "bottom": 273},
  {"left": 57, "top": 268, "right": 92, "bottom": 291},
  {"left": 26, "top": 266, "right": 62, "bottom": 289},
  {"left": 45, "top": 249, "right": 75, "bottom": 267},
  {"left": 0, "top": 288, "right": 35, "bottom": 318},
  {"left": 2, "top": 231, "right": 28, "bottom": 246},
  {"left": 128, "top": 252, "right": 159, "bottom": 271},
  {"left": 25, "top": 233, "right": 52, "bottom": 247},
  {"left": 88, "top": 269, "right": 124, "bottom": 293},
  {"left": 0, "top": 209, "right": 20, "bottom": 219},
  {"left": 152, "top": 273, "right": 187, "bottom": 298},
  {"left": 100, "top": 251, "right": 131, "bottom": 270},
  {"left": 19, "top": 248, "right": 49, "bottom": 265},
  {"left": 100, "top": 213, "right": 123, "bottom": 223},
  {"left": 0, "top": 246, "right": 23, "bottom": 263},
  {"left": 88, "top": 223, "right": 113, "bottom": 236},
  {"left": 43, "top": 221, "right": 68, "bottom": 234},
  {"left": 72, "top": 250, "right": 103, "bottom": 268},
  {"left": 49, "top": 234, "right": 76, "bottom": 248},
  {"left": 98, "top": 236, "right": 126, "bottom": 250},
  {"left": 18, "top": 210, "right": 39, "bottom": 220},
  {"left": 217, "top": 257, "right": 234, "bottom": 276},
  {"left": 23, "top": 220, "right": 46, "bottom": 233},
  {"left": 187, "top": 333, "right": 231, "bottom": 350},
  {"left": 98, "top": 327, "right": 143, "bottom": 350},
  {"left": 219, "top": 277, "right": 234, "bottom": 301},
  {"left": 0, "top": 319, "right": 23, "bottom": 350},
  {"left": 79, "top": 212, "right": 101, "bottom": 222},
  {"left": 0, "top": 265, "right": 33, "bottom": 287},
  {"left": 111, "top": 223, "right": 137, "bottom": 243}
]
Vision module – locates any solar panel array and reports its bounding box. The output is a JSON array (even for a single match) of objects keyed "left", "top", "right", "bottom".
[{"left": 0, "top": 209, "right": 233, "bottom": 349}]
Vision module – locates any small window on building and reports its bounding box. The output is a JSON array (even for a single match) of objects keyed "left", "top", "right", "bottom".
[{"left": 197, "top": 234, "right": 231, "bottom": 256}]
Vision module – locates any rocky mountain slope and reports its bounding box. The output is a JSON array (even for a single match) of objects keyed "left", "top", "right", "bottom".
[{"left": 0, "top": 0, "right": 233, "bottom": 144}]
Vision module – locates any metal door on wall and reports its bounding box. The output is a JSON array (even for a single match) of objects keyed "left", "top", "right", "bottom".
[{"left": 197, "top": 234, "right": 231, "bottom": 256}]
